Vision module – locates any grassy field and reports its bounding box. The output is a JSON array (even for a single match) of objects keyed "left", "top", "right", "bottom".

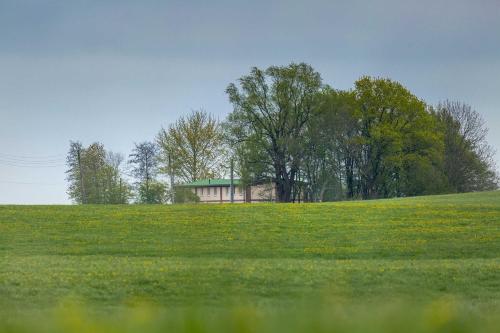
[{"left": 1, "top": 191, "right": 499, "bottom": 332}]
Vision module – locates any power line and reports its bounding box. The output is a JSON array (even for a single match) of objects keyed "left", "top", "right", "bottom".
[
  {"left": 0, "top": 156, "right": 64, "bottom": 162},
  {"left": 0, "top": 161, "right": 65, "bottom": 168},
  {"left": 0, "top": 152, "right": 65, "bottom": 159},
  {"left": 0, "top": 180, "right": 64, "bottom": 186},
  {"left": 0, "top": 152, "right": 65, "bottom": 165},
  {"left": 0, "top": 152, "right": 65, "bottom": 167},
  {"left": 0, "top": 159, "right": 64, "bottom": 165}
]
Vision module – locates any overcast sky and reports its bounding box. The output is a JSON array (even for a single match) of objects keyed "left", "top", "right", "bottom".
[{"left": 1, "top": 0, "right": 499, "bottom": 204}]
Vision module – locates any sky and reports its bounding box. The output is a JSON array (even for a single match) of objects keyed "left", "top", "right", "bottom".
[{"left": 1, "top": 0, "right": 499, "bottom": 204}]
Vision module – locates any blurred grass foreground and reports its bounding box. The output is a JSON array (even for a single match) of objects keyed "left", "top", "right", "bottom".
[
  {"left": 2, "top": 298, "right": 500, "bottom": 333},
  {"left": 1, "top": 191, "right": 500, "bottom": 332}
]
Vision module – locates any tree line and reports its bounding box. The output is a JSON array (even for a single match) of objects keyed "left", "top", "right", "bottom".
[{"left": 66, "top": 63, "right": 499, "bottom": 204}]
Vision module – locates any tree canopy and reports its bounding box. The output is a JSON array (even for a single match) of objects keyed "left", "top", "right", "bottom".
[
  {"left": 225, "top": 63, "right": 322, "bottom": 202},
  {"left": 67, "top": 63, "right": 498, "bottom": 204},
  {"left": 157, "top": 110, "right": 227, "bottom": 184},
  {"left": 128, "top": 142, "right": 166, "bottom": 204},
  {"left": 66, "top": 141, "right": 131, "bottom": 204}
]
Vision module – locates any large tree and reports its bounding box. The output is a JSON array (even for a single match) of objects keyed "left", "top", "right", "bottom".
[
  {"left": 157, "top": 110, "right": 226, "bottom": 184},
  {"left": 303, "top": 78, "right": 448, "bottom": 201},
  {"left": 353, "top": 77, "right": 446, "bottom": 199},
  {"left": 226, "top": 63, "right": 322, "bottom": 202},
  {"left": 303, "top": 88, "right": 359, "bottom": 201}
]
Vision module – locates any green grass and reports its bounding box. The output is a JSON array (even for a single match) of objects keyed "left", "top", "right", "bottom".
[{"left": 1, "top": 191, "right": 499, "bottom": 332}]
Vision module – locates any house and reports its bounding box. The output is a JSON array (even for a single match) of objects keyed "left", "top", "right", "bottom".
[{"left": 176, "top": 178, "right": 276, "bottom": 203}]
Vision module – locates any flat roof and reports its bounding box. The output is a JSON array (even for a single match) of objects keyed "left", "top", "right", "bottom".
[{"left": 177, "top": 178, "right": 242, "bottom": 187}]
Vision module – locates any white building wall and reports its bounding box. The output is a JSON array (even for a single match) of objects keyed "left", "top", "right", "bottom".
[
  {"left": 191, "top": 186, "right": 245, "bottom": 203},
  {"left": 189, "top": 183, "right": 276, "bottom": 204}
]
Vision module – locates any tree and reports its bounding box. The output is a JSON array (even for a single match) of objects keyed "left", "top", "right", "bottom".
[
  {"left": 66, "top": 141, "right": 86, "bottom": 204},
  {"left": 66, "top": 141, "right": 131, "bottom": 204},
  {"left": 435, "top": 101, "right": 498, "bottom": 192},
  {"left": 226, "top": 63, "right": 322, "bottom": 202},
  {"left": 157, "top": 109, "right": 226, "bottom": 184},
  {"left": 302, "top": 78, "right": 448, "bottom": 201},
  {"left": 83, "top": 143, "right": 107, "bottom": 203},
  {"left": 137, "top": 181, "right": 167, "bottom": 204},
  {"left": 173, "top": 187, "right": 200, "bottom": 204},
  {"left": 103, "top": 152, "right": 131, "bottom": 204},
  {"left": 303, "top": 88, "right": 360, "bottom": 201},
  {"left": 351, "top": 77, "right": 447, "bottom": 199},
  {"left": 128, "top": 141, "right": 165, "bottom": 204}
]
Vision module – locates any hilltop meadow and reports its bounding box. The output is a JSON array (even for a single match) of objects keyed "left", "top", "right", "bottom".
[{"left": 0, "top": 191, "right": 499, "bottom": 332}]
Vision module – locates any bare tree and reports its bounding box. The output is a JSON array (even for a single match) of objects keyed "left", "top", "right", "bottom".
[
  {"left": 128, "top": 141, "right": 165, "bottom": 204},
  {"left": 436, "top": 101, "right": 498, "bottom": 192}
]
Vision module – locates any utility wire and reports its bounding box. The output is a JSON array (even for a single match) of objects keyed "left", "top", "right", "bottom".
[
  {"left": 0, "top": 160, "right": 65, "bottom": 168},
  {"left": 0, "top": 160, "right": 64, "bottom": 164},
  {"left": 0, "top": 152, "right": 66, "bottom": 167},
  {"left": 0, "top": 153, "right": 65, "bottom": 162},
  {"left": 0, "top": 180, "right": 64, "bottom": 186},
  {"left": 0, "top": 152, "right": 65, "bottom": 159},
  {"left": 0, "top": 156, "right": 64, "bottom": 162},
  {"left": 0, "top": 164, "right": 65, "bottom": 168}
]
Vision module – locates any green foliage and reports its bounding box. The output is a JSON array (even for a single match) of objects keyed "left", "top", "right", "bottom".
[
  {"left": 225, "top": 65, "right": 497, "bottom": 202},
  {"left": 305, "top": 78, "right": 448, "bottom": 201},
  {"left": 304, "top": 88, "right": 359, "bottom": 201},
  {"left": 226, "top": 63, "right": 322, "bottom": 202},
  {"left": 67, "top": 65, "right": 498, "bottom": 204},
  {"left": 157, "top": 110, "right": 227, "bottom": 184},
  {"left": 66, "top": 141, "right": 131, "bottom": 204},
  {"left": 353, "top": 77, "right": 447, "bottom": 198},
  {"left": 137, "top": 180, "right": 167, "bottom": 204},
  {"left": 129, "top": 142, "right": 165, "bottom": 204},
  {"left": 173, "top": 187, "right": 200, "bottom": 203}
]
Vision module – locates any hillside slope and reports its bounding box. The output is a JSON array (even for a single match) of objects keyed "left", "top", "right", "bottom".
[{"left": 0, "top": 191, "right": 499, "bottom": 331}]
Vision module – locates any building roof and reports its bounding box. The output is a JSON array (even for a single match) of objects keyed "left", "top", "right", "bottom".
[{"left": 177, "top": 178, "right": 242, "bottom": 187}]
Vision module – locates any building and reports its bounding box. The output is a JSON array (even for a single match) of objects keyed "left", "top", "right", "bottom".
[{"left": 176, "top": 178, "right": 276, "bottom": 203}]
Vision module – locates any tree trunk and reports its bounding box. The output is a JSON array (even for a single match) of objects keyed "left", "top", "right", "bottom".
[
  {"left": 276, "top": 175, "right": 293, "bottom": 203},
  {"left": 77, "top": 149, "right": 86, "bottom": 204}
]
